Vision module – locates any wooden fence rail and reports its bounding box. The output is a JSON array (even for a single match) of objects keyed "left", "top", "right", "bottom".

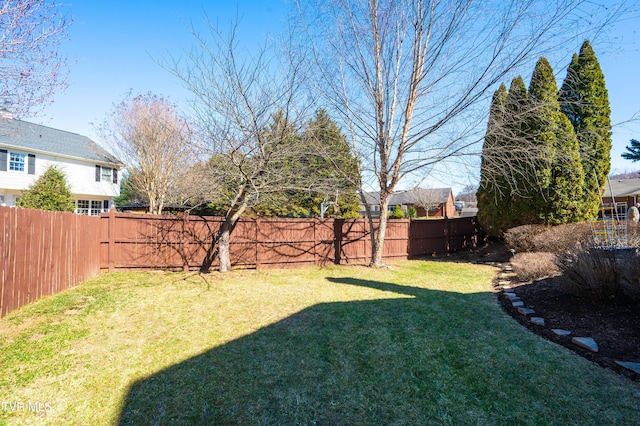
[{"left": 1, "top": 207, "right": 482, "bottom": 317}]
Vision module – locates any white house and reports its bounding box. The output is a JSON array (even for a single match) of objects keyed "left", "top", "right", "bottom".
[{"left": 0, "top": 112, "right": 121, "bottom": 215}]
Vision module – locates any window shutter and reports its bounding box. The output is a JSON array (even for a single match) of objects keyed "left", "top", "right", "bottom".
[
  {"left": 27, "top": 154, "right": 36, "bottom": 174},
  {"left": 113, "top": 168, "right": 118, "bottom": 184},
  {"left": 103, "top": 200, "right": 110, "bottom": 210},
  {"left": 95, "top": 165, "right": 101, "bottom": 182},
  {"left": 0, "top": 149, "right": 6, "bottom": 171}
]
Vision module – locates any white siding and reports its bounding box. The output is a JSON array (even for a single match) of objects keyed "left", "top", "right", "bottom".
[{"left": 0, "top": 148, "right": 119, "bottom": 208}]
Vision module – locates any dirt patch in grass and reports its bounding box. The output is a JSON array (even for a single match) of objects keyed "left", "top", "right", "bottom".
[{"left": 445, "top": 241, "right": 640, "bottom": 382}]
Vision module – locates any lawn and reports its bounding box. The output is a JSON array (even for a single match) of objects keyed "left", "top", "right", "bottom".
[{"left": 1, "top": 261, "right": 638, "bottom": 425}]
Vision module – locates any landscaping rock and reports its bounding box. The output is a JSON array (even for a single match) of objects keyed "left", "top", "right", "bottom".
[
  {"left": 615, "top": 361, "right": 640, "bottom": 375},
  {"left": 498, "top": 280, "right": 511, "bottom": 286},
  {"left": 530, "top": 317, "right": 545, "bottom": 326},
  {"left": 503, "top": 287, "right": 515, "bottom": 293},
  {"left": 552, "top": 329, "right": 571, "bottom": 337},
  {"left": 511, "top": 301, "right": 524, "bottom": 307},
  {"left": 572, "top": 337, "right": 599, "bottom": 353},
  {"left": 505, "top": 293, "right": 519, "bottom": 300},
  {"left": 517, "top": 307, "right": 535, "bottom": 315}
]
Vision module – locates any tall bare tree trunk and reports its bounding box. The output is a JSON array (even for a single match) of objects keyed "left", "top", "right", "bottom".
[
  {"left": 371, "top": 192, "right": 391, "bottom": 267},
  {"left": 217, "top": 225, "right": 233, "bottom": 273}
]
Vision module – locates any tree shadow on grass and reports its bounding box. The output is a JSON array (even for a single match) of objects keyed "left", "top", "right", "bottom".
[{"left": 117, "top": 277, "right": 638, "bottom": 425}]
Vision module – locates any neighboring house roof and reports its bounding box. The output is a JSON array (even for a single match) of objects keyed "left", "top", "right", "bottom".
[
  {"left": 460, "top": 207, "right": 479, "bottom": 217},
  {"left": 602, "top": 178, "right": 640, "bottom": 198},
  {"left": 364, "top": 188, "right": 453, "bottom": 205},
  {"left": 118, "top": 203, "right": 189, "bottom": 213},
  {"left": 0, "top": 117, "right": 120, "bottom": 165}
]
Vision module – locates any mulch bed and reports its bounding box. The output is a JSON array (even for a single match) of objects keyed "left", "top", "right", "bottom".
[{"left": 437, "top": 242, "right": 640, "bottom": 382}]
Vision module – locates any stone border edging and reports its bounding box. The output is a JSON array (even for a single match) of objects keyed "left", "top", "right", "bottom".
[{"left": 494, "top": 262, "right": 640, "bottom": 378}]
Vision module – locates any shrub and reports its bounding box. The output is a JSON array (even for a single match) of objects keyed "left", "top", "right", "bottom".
[
  {"left": 532, "top": 222, "right": 592, "bottom": 253},
  {"left": 16, "top": 166, "right": 75, "bottom": 212},
  {"left": 504, "top": 224, "right": 548, "bottom": 253},
  {"left": 555, "top": 246, "right": 627, "bottom": 303},
  {"left": 614, "top": 248, "right": 640, "bottom": 302},
  {"left": 511, "top": 252, "right": 560, "bottom": 281},
  {"left": 390, "top": 205, "right": 405, "bottom": 219},
  {"left": 406, "top": 206, "right": 417, "bottom": 218},
  {"left": 626, "top": 224, "right": 640, "bottom": 247}
]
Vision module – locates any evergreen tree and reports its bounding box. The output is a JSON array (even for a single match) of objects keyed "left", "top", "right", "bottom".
[
  {"left": 621, "top": 139, "right": 640, "bottom": 162},
  {"left": 559, "top": 40, "right": 611, "bottom": 219},
  {"left": 504, "top": 75, "right": 539, "bottom": 225},
  {"left": 390, "top": 205, "right": 404, "bottom": 219},
  {"left": 112, "top": 172, "right": 145, "bottom": 206},
  {"left": 529, "top": 57, "right": 585, "bottom": 224},
  {"left": 477, "top": 83, "right": 509, "bottom": 237},
  {"left": 253, "top": 110, "right": 360, "bottom": 218},
  {"left": 16, "top": 166, "right": 75, "bottom": 212},
  {"left": 304, "top": 109, "right": 360, "bottom": 218}
]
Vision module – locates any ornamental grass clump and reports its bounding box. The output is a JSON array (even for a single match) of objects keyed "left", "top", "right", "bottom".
[
  {"left": 511, "top": 252, "right": 560, "bottom": 281},
  {"left": 555, "top": 245, "right": 632, "bottom": 303}
]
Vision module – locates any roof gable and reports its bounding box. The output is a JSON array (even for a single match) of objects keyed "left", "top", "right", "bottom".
[{"left": 0, "top": 118, "right": 120, "bottom": 165}]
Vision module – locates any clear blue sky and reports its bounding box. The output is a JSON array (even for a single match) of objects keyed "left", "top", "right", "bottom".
[{"left": 30, "top": 1, "right": 640, "bottom": 189}]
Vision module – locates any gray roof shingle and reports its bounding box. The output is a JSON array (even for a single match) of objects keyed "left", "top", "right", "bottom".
[
  {"left": 603, "top": 178, "right": 640, "bottom": 198},
  {"left": 364, "top": 188, "right": 452, "bottom": 205},
  {"left": 0, "top": 118, "right": 120, "bottom": 165}
]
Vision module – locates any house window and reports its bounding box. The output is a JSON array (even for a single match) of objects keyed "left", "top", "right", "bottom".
[
  {"left": 76, "top": 200, "right": 89, "bottom": 215},
  {"left": 9, "top": 152, "right": 25, "bottom": 171},
  {"left": 101, "top": 167, "right": 112, "bottom": 182},
  {"left": 0, "top": 195, "right": 4, "bottom": 205},
  {"left": 76, "top": 199, "right": 106, "bottom": 216},
  {"left": 91, "top": 200, "right": 102, "bottom": 216}
]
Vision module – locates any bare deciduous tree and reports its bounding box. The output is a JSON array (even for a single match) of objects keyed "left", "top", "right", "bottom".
[
  {"left": 411, "top": 188, "right": 446, "bottom": 218},
  {"left": 0, "top": 0, "right": 70, "bottom": 116},
  {"left": 165, "top": 20, "right": 316, "bottom": 272},
  {"left": 296, "top": 0, "right": 623, "bottom": 266},
  {"left": 99, "top": 93, "right": 194, "bottom": 215}
]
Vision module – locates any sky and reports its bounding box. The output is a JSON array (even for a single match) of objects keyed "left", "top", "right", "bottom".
[{"left": 27, "top": 0, "right": 640, "bottom": 193}]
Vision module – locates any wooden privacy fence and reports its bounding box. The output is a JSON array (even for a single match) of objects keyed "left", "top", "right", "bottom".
[
  {"left": 0, "top": 207, "right": 101, "bottom": 317},
  {"left": 100, "top": 210, "right": 483, "bottom": 271},
  {"left": 1, "top": 207, "right": 482, "bottom": 317}
]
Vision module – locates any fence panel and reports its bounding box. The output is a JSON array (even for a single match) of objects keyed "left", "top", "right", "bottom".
[
  {"left": 99, "top": 214, "right": 482, "bottom": 271},
  {"left": 2, "top": 210, "right": 482, "bottom": 316},
  {"left": 409, "top": 217, "right": 482, "bottom": 257},
  {"left": 0, "top": 207, "right": 101, "bottom": 317}
]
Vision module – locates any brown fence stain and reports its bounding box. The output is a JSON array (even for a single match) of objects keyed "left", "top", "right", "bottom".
[
  {"left": 0, "top": 206, "right": 101, "bottom": 317},
  {"left": 99, "top": 212, "right": 482, "bottom": 271},
  {"left": 1, "top": 207, "right": 482, "bottom": 317}
]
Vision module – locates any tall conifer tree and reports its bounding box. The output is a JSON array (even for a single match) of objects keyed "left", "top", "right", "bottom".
[
  {"left": 559, "top": 40, "right": 611, "bottom": 219},
  {"left": 477, "top": 83, "right": 509, "bottom": 237},
  {"left": 504, "top": 76, "right": 539, "bottom": 225},
  {"left": 529, "top": 57, "right": 585, "bottom": 224}
]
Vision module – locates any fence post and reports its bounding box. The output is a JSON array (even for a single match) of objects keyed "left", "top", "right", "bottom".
[
  {"left": 407, "top": 218, "right": 412, "bottom": 258},
  {"left": 108, "top": 206, "right": 116, "bottom": 272},
  {"left": 255, "top": 218, "right": 261, "bottom": 269},
  {"left": 313, "top": 219, "right": 317, "bottom": 266}
]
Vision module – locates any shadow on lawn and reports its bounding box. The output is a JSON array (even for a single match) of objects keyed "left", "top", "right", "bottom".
[{"left": 116, "top": 276, "right": 629, "bottom": 425}]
